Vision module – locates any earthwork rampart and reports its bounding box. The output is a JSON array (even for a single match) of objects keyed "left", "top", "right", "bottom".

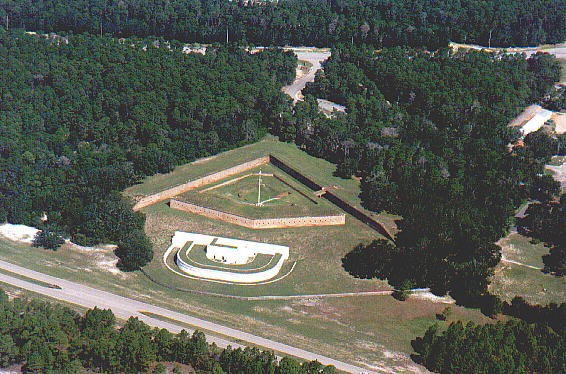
[
  {"left": 133, "top": 156, "right": 270, "bottom": 210},
  {"left": 134, "top": 152, "right": 392, "bottom": 238},
  {"left": 269, "top": 155, "right": 394, "bottom": 240}
]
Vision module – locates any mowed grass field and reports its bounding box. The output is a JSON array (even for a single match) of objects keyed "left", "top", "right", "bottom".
[
  {"left": 178, "top": 163, "right": 338, "bottom": 219},
  {"left": 1, "top": 136, "right": 561, "bottom": 372},
  {"left": 490, "top": 232, "right": 565, "bottom": 305},
  {"left": 0, "top": 236, "right": 494, "bottom": 372}
]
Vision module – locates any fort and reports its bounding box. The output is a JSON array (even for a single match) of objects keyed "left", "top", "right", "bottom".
[
  {"left": 169, "top": 199, "right": 345, "bottom": 229},
  {"left": 134, "top": 154, "right": 392, "bottom": 238}
]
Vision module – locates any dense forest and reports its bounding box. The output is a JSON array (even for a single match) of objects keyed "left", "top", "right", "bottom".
[
  {"left": 0, "top": 29, "right": 296, "bottom": 269},
  {"left": 411, "top": 318, "right": 565, "bottom": 373},
  {"left": 0, "top": 289, "right": 336, "bottom": 373},
  {"left": 1, "top": 2, "right": 565, "bottom": 372},
  {"left": 413, "top": 295, "right": 565, "bottom": 372},
  {"left": 1, "top": 0, "right": 565, "bottom": 48},
  {"left": 282, "top": 44, "right": 564, "bottom": 308}
]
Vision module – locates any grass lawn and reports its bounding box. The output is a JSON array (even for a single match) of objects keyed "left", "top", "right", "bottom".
[
  {"left": 3, "top": 136, "right": 557, "bottom": 372},
  {"left": 490, "top": 232, "right": 565, "bottom": 305},
  {"left": 0, "top": 235, "right": 489, "bottom": 372},
  {"left": 177, "top": 164, "right": 338, "bottom": 219}
]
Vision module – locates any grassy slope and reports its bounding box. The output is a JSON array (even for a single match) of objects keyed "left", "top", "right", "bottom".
[
  {"left": 124, "top": 135, "right": 399, "bottom": 233},
  {"left": 124, "top": 136, "right": 360, "bottom": 198},
  {"left": 490, "top": 232, "right": 565, "bottom": 305},
  {"left": 1, "top": 137, "right": 561, "bottom": 371}
]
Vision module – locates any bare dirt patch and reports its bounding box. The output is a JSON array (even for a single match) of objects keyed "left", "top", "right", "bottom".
[
  {"left": 0, "top": 224, "right": 39, "bottom": 244},
  {"left": 552, "top": 112, "right": 566, "bottom": 134},
  {"left": 60, "top": 242, "right": 125, "bottom": 278}
]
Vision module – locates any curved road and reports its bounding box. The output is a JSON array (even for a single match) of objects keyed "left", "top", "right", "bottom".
[
  {"left": 282, "top": 50, "right": 331, "bottom": 103},
  {"left": 0, "top": 259, "right": 379, "bottom": 374}
]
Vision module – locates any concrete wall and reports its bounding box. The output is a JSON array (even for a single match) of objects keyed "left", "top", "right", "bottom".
[
  {"left": 133, "top": 156, "right": 270, "bottom": 211},
  {"left": 207, "top": 244, "right": 255, "bottom": 265},
  {"left": 170, "top": 199, "right": 345, "bottom": 229},
  {"left": 175, "top": 250, "right": 286, "bottom": 283},
  {"left": 167, "top": 231, "right": 289, "bottom": 283},
  {"left": 170, "top": 231, "right": 289, "bottom": 258}
]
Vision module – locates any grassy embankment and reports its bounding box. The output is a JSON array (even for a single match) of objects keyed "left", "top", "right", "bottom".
[{"left": 1, "top": 136, "right": 559, "bottom": 371}]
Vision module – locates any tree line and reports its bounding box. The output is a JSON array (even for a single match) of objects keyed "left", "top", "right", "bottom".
[
  {"left": 0, "top": 29, "right": 296, "bottom": 270},
  {"left": 411, "top": 317, "right": 564, "bottom": 373},
  {"left": 288, "top": 43, "right": 565, "bottom": 371},
  {"left": 1, "top": 0, "right": 565, "bottom": 49},
  {"left": 273, "top": 43, "right": 563, "bottom": 308},
  {"left": 518, "top": 195, "right": 565, "bottom": 276},
  {"left": 412, "top": 296, "right": 565, "bottom": 373},
  {"left": 0, "top": 289, "right": 336, "bottom": 373}
]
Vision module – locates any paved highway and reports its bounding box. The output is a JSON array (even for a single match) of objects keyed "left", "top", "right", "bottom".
[{"left": 0, "top": 259, "right": 379, "bottom": 374}]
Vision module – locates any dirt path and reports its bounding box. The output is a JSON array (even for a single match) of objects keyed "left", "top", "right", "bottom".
[
  {"left": 496, "top": 230, "right": 543, "bottom": 270},
  {"left": 500, "top": 257, "right": 541, "bottom": 270}
]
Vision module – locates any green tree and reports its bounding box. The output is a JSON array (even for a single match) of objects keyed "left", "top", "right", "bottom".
[
  {"left": 113, "top": 317, "right": 157, "bottom": 372},
  {"left": 0, "top": 334, "right": 18, "bottom": 367},
  {"left": 32, "top": 229, "right": 65, "bottom": 251},
  {"left": 115, "top": 230, "right": 154, "bottom": 271}
]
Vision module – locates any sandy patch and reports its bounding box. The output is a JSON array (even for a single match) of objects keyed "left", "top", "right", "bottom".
[
  {"left": 509, "top": 104, "right": 542, "bottom": 127},
  {"left": 359, "top": 361, "right": 426, "bottom": 374},
  {"left": 383, "top": 350, "right": 407, "bottom": 360},
  {"left": 0, "top": 224, "right": 39, "bottom": 244},
  {"left": 97, "top": 258, "right": 122, "bottom": 276},
  {"left": 68, "top": 242, "right": 117, "bottom": 253},
  {"left": 552, "top": 112, "right": 565, "bottom": 134},
  {"left": 411, "top": 291, "right": 455, "bottom": 304},
  {"left": 60, "top": 241, "right": 123, "bottom": 277}
]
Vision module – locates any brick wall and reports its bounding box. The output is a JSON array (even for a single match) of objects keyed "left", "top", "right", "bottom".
[
  {"left": 268, "top": 155, "right": 394, "bottom": 240},
  {"left": 133, "top": 156, "right": 270, "bottom": 211},
  {"left": 170, "top": 199, "right": 345, "bottom": 229}
]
